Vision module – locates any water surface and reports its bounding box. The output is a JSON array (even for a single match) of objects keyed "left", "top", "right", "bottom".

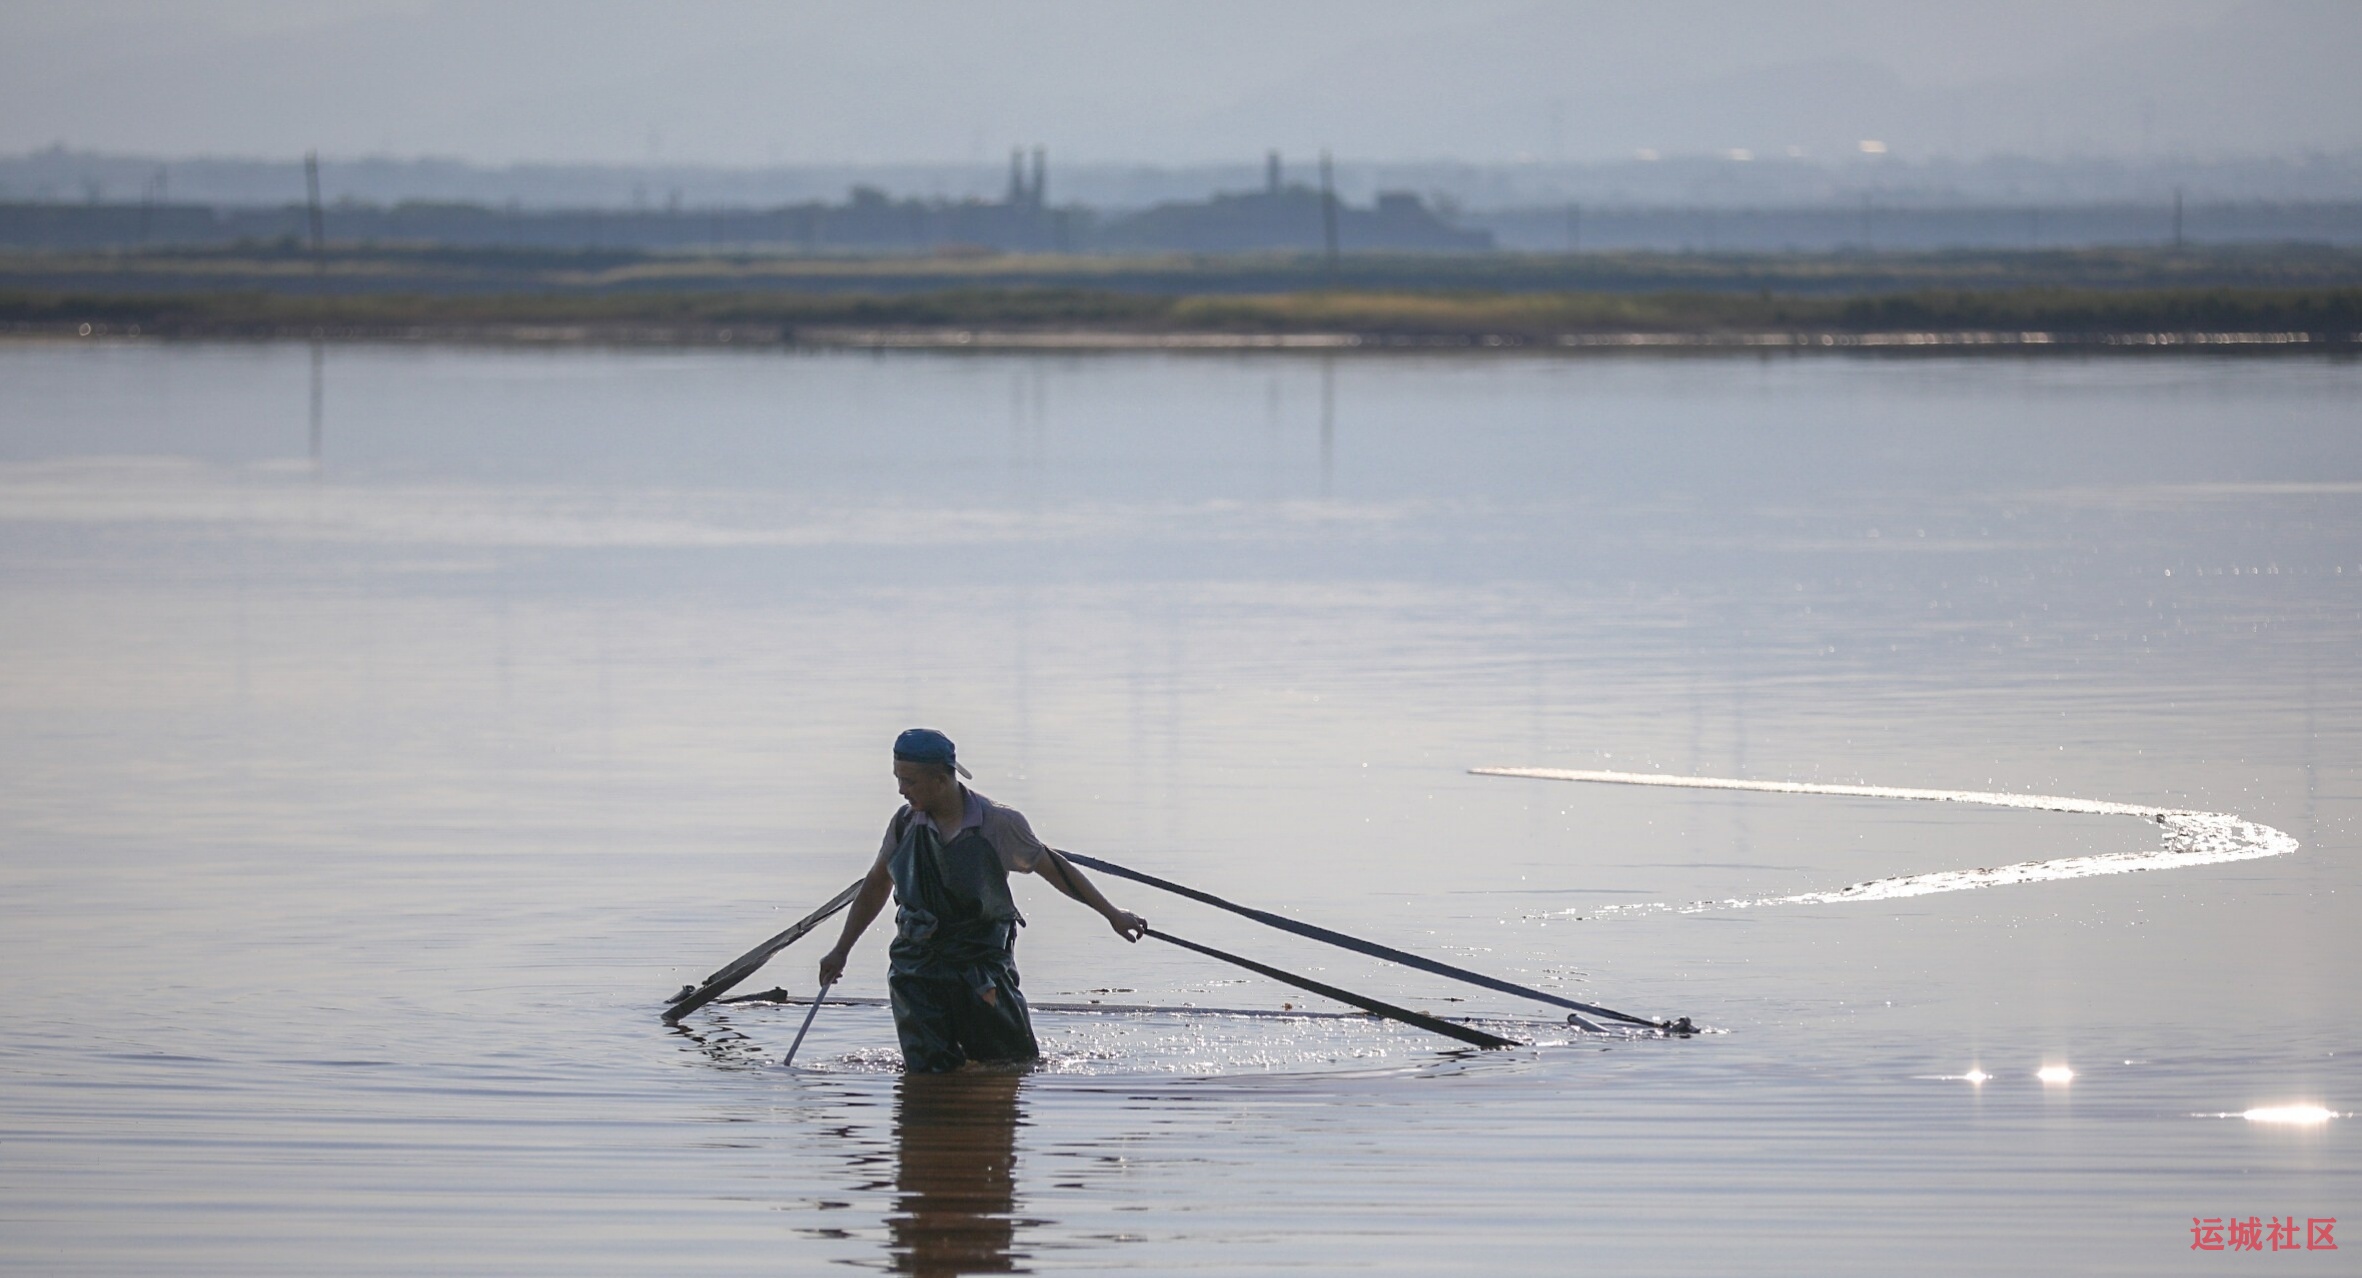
[{"left": 2, "top": 343, "right": 2356, "bottom": 1273}]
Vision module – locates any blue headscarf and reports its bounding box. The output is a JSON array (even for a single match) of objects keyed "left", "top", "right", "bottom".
[{"left": 893, "top": 727, "right": 972, "bottom": 779}]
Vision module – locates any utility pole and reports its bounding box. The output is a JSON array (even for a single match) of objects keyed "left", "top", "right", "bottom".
[
  {"left": 1319, "top": 150, "right": 1340, "bottom": 285},
  {"left": 303, "top": 151, "right": 326, "bottom": 279},
  {"left": 137, "top": 169, "right": 164, "bottom": 245}
]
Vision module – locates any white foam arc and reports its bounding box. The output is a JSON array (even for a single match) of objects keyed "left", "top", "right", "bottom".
[{"left": 1471, "top": 767, "right": 2298, "bottom": 912}]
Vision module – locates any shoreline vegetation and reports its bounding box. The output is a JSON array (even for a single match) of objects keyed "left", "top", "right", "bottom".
[
  {"left": 8, "top": 286, "right": 2355, "bottom": 352},
  {"left": 4, "top": 244, "right": 2359, "bottom": 352}
]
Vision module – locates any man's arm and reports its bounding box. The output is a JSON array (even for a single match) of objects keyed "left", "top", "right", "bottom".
[
  {"left": 817, "top": 858, "right": 895, "bottom": 984},
  {"left": 1038, "top": 849, "right": 1147, "bottom": 941}
]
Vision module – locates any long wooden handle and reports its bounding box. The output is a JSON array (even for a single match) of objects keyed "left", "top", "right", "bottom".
[
  {"left": 1144, "top": 927, "right": 1518, "bottom": 1050},
  {"left": 663, "top": 878, "right": 866, "bottom": 1022},
  {"left": 1065, "top": 851, "right": 1658, "bottom": 1029}
]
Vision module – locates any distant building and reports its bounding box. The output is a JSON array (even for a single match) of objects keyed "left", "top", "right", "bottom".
[
  {"left": 10, "top": 148, "right": 2356, "bottom": 255},
  {"left": 0, "top": 149, "right": 1084, "bottom": 254},
  {"left": 1098, "top": 167, "right": 1492, "bottom": 253},
  {"left": 0, "top": 148, "right": 1497, "bottom": 255},
  {"left": 0, "top": 194, "right": 1079, "bottom": 254}
]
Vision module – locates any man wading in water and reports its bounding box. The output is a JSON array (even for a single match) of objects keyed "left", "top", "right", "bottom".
[{"left": 818, "top": 729, "right": 1147, "bottom": 1072}]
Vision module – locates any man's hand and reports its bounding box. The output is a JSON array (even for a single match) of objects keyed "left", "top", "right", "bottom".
[
  {"left": 818, "top": 946, "right": 849, "bottom": 986},
  {"left": 1107, "top": 909, "right": 1147, "bottom": 942}
]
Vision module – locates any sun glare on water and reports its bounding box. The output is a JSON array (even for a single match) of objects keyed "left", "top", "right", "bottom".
[
  {"left": 2241, "top": 1105, "right": 2337, "bottom": 1125},
  {"left": 2190, "top": 1103, "right": 2341, "bottom": 1124}
]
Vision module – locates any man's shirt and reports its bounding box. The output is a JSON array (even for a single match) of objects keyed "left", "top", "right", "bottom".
[{"left": 874, "top": 788, "right": 1050, "bottom": 875}]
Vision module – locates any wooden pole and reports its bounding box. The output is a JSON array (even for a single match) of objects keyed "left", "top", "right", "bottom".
[
  {"left": 663, "top": 878, "right": 866, "bottom": 1022},
  {"left": 1145, "top": 928, "right": 1517, "bottom": 1049},
  {"left": 780, "top": 979, "right": 833, "bottom": 1066},
  {"left": 1064, "top": 850, "right": 1669, "bottom": 1029}
]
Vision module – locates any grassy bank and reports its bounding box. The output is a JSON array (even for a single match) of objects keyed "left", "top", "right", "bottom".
[
  {"left": 1163, "top": 286, "right": 2362, "bottom": 337},
  {"left": 7, "top": 243, "right": 2362, "bottom": 299},
  {"left": 6, "top": 283, "right": 2360, "bottom": 346}
]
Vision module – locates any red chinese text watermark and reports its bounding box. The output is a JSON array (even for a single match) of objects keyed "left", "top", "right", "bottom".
[{"left": 2190, "top": 1216, "right": 2337, "bottom": 1252}]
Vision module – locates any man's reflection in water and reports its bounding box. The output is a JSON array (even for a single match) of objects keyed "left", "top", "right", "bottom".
[{"left": 888, "top": 1069, "right": 1027, "bottom": 1276}]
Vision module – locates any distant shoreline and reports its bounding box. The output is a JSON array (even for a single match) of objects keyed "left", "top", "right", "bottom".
[
  {"left": 4, "top": 317, "right": 2353, "bottom": 355},
  {"left": 5, "top": 247, "right": 2358, "bottom": 354},
  {"left": 786, "top": 325, "right": 2346, "bottom": 353}
]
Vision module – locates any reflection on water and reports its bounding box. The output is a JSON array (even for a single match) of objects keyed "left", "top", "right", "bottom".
[
  {"left": 308, "top": 339, "right": 325, "bottom": 467},
  {"left": 2232, "top": 1105, "right": 2339, "bottom": 1125},
  {"left": 888, "top": 1072, "right": 1028, "bottom": 1276},
  {"left": 1319, "top": 352, "right": 1335, "bottom": 498},
  {"left": 1488, "top": 768, "right": 2299, "bottom": 915},
  {"left": 667, "top": 1014, "right": 775, "bottom": 1071}
]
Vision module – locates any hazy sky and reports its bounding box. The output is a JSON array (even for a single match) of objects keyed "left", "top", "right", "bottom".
[{"left": 3, "top": 1, "right": 2357, "bottom": 165}]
